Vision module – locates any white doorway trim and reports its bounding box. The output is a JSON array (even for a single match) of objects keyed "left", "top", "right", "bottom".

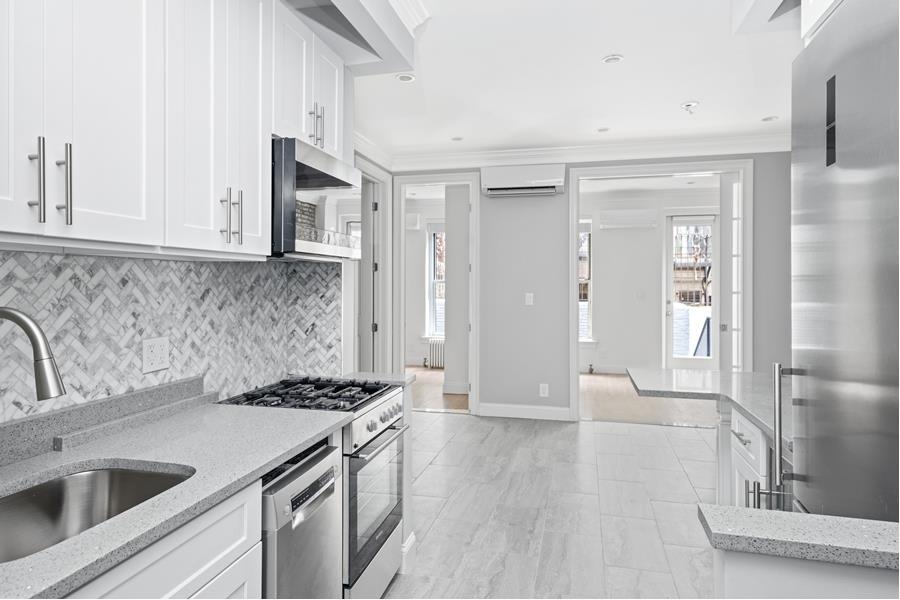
[
  {"left": 392, "top": 172, "right": 481, "bottom": 414},
  {"left": 355, "top": 154, "right": 393, "bottom": 372},
  {"left": 568, "top": 159, "right": 754, "bottom": 421}
]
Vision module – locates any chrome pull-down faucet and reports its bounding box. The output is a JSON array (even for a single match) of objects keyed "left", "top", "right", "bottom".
[{"left": 0, "top": 307, "right": 66, "bottom": 400}]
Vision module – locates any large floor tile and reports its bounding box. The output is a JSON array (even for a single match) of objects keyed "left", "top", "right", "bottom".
[
  {"left": 650, "top": 501, "right": 710, "bottom": 548},
  {"left": 640, "top": 469, "right": 699, "bottom": 503},
  {"left": 432, "top": 440, "right": 479, "bottom": 469},
  {"left": 596, "top": 433, "right": 636, "bottom": 455},
  {"left": 412, "top": 464, "right": 467, "bottom": 498},
  {"left": 412, "top": 450, "right": 438, "bottom": 479},
  {"left": 534, "top": 531, "right": 606, "bottom": 598},
  {"left": 600, "top": 515, "right": 669, "bottom": 572},
  {"left": 604, "top": 566, "right": 678, "bottom": 598},
  {"left": 597, "top": 452, "right": 643, "bottom": 482},
  {"left": 680, "top": 459, "right": 717, "bottom": 489},
  {"left": 437, "top": 480, "right": 504, "bottom": 524},
  {"left": 499, "top": 469, "right": 552, "bottom": 508},
  {"left": 670, "top": 439, "right": 716, "bottom": 462},
  {"left": 545, "top": 492, "right": 604, "bottom": 536},
  {"left": 628, "top": 426, "right": 672, "bottom": 447},
  {"left": 665, "top": 544, "right": 714, "bottom": 598},
  {"left": 411, "top": 495, "right": 447, "bottom": 540},
  {"left": 598, "top": 480, "right": 655, "bottom": 518},
  {"left": 635, "top": 444, "right": 683, "bottom": 471},
  {"left": 550, "top": 461, "right": 600, "bottom": 494}
]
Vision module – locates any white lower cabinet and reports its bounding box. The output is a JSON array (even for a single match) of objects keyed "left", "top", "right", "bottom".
[
  {"left": 69, "top": 482, "right": 261, "bottom": 599},
  {"left": 191, "top": 543, "right": 262, "bottom": 599}
]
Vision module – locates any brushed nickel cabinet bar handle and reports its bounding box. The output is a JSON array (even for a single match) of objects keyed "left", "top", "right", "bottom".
[
  {"left": 319, "top": 105, "right": 325, "bottom": 148},
  {"left": 219, "top": 187, "right": 232, "bottom": 243},
  {"left": 27, "top": 136, "right": 46, "bottom": 223},
  {"left": 308, "top": 101, "right": 318, "bottom": 142},
  {"left": 233, "top": 189, "right": 243, "bottom": 245},
  {"left": 54, "top": 143, "right": 72, "bottom": 225}
]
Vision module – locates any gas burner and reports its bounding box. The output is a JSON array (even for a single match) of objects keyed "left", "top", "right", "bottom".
[{"left": 218, "top": 376, "right": 394, "bottom": 412}]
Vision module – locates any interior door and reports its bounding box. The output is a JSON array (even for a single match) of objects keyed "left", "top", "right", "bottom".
[
  {"left": 665, "top": 215, "right": 719, "bottom": 370},
  {"left": 44, "top": 0, "right": 165, "bottom": 245}
]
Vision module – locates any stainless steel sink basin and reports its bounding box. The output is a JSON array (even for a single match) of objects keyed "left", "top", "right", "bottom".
[{"left": 0, "top": 466, "right": 193, "bottom": 563}]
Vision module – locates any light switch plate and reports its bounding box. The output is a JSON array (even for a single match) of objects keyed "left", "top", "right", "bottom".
[
  {"left": 142, "top": 336, "right": 170, "bottom": 374},
  {"left": 525, "top": 292, "right": 535, "bottom": 306},
  {"left": 539, "top": 383, "right": 549, "bottom": 397}
]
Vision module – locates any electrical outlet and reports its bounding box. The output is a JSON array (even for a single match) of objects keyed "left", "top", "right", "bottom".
[
  {"left": 525, "top": 292, "right": 534, "bottom": 306},
  {"left": 539, "top": 383, "right": 549, "bottom": 398},
  {"left": 142, "top": 336, "right": 170, "bottom": 374}
]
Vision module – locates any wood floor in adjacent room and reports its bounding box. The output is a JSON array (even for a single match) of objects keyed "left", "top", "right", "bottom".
[
  {"left": 406, "top": 367, "right": 469, "bottom": 412},
  {"left": 580, "top": 373, "right": 717, "bottom": 427}
]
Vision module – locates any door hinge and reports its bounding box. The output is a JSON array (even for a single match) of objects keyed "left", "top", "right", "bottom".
[
  {"left": 468, "top": 323, "right": 472, "bottom": 332},
  {"left": 372, "top": 323, "right": 378, "bottom": 333},
  {"left": 372, "top": 201, "right": 379, "bottom": 212},
  {"left": 468, "top": 263, "right": 472, "bottom": 273},
  {"left": 468, "top": 383, "right": 472, "bottom": 391},
  {"left": 373, "top": 262, "right": 379, "bottom": 273}
]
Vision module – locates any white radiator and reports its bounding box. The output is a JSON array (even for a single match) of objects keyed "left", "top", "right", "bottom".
[{"left": 428, "top": 338, "right": 445, "bottom": 369}]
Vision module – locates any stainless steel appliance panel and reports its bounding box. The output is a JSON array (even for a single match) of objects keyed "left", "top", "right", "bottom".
[
  {"left": 263, "top": 446, "right": 343, "bottom": 598},
  {"left": 791, "top": 0, "right": 899, "bottom": 521}
]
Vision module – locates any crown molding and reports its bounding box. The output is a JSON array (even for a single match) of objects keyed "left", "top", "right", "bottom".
[
  {"left": 353, "top": 131, "right": 395, "bottom": 172},
  {"left": 388, "top": 0, "right": 430, "bottom": 34},
  {"left": 389, "top": 132, "right": 791, "bottom": 172}
]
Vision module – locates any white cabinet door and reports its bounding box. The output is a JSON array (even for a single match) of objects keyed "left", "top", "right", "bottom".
[
  {"left": 0, "top": 0, "right": 47, "bottom": 236},
  {"left": 273, "top": 0, "right": 316, "bottom": 144},
  {"left": 228, "top": 0, "right": 272, "bottom": 256},
  {"left": 164, "top": 0, "right": 231, "bottom": 252},
  {"left": 43, "top": 0, "right": 165, "bottom": 246},
  {"left": 314, "top": 38, "right": 344, "bottom": 159},
  {"left": 732, "top": 438, "right": 767, "bottom": 508},
  {"left": 191, "top": 543, "right": 262, "bottom": 599}
]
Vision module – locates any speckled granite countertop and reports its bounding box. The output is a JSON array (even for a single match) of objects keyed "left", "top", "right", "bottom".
[
  {"left": 698, "top": 503, "right": 899, "bottom": 570},
  {"left": 627, "top": 368, "right": 792, "bottom": 450},
  {"left": 0, "top": 398, "right": 351, "bottom": 598}
]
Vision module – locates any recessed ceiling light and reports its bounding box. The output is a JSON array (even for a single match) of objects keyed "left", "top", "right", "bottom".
[
  {"left": 761, "top": 115, "right": 779, "bottom": 122},
  {"left": 681, "top": 100, "right": 700, "bottom": 114},
  {"left": 451, "top": 136, "right": 463, "bottom": 141},
  {"left": 596, "top": 127, "right": 611, "bottom": 133},
  {"left": 601, "top": 54, "right": 624, "bottom": 64},
  {"left": 395, "top": 73, "right": 416, "bottom": 83}
]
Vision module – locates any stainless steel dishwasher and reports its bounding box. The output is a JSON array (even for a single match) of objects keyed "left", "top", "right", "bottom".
[{"left": 262, "top": 443, "right": 342, "bottom": 599}]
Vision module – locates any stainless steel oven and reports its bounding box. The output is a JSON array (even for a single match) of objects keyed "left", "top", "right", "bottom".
[{"left": 342, "top": 398, "right": 407, "bottom": 598}]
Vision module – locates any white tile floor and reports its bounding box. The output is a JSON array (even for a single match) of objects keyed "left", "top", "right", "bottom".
[{"left": 386, "top": 411, "right": 718, "bottom": 599}]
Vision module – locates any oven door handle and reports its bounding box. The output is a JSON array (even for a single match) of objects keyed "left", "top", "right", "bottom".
[
  {"left": 291, "top": 471, "right": 336, "bottom": 529},
  {"left": 352, "top": 425, "right": 409, "bottom": 463}
]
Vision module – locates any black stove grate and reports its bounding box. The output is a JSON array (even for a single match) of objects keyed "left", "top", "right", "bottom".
[{"left": 218, "top": 377, "right": 391, "bottom": 412}]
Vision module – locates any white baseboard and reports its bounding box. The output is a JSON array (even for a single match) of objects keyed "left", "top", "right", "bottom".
[
  {"left": 442, "top": 380, "right": 469, "bottom": 394},
  {"left": 477, "top": 402, "right": 572, "bottom": 421},
  {"left": 399, "top": 531, "right": 417, "bottom": 574}
]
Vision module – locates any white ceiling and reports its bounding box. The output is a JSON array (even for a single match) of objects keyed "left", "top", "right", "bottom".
[{"left": 354, "top": 0, "right": 802, "bottom": 165}]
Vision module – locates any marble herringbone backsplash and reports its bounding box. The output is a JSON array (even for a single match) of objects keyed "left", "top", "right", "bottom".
[{"left": 0, "top": 251, "right": 342, "bottom": 423}]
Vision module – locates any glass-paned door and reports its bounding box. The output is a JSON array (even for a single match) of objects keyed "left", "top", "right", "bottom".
[{"left": 666, "top": 215, "right": 719, "bottom": 369}]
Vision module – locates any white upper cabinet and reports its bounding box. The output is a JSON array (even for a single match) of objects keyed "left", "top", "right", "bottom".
[
  {"left": 801, "top": 0, "right": 842, "bottom": 40},
  {"left": 314, "top": 39, "right": 345, "bottom": 159},
  {"left": 0, "top": 1, "right": 46, "bottom": 236},
  {"left": 165, "top": 0, "right": 271, "bottom": 257},
  {"left": 273, "top": 0, "right": 344, "bottom": 159},
  {"left": 42, "top": 0, "right": 165, "bottom": 245},
  {"left": 274, "top": 0, "right": 316, "bottom": 146}
]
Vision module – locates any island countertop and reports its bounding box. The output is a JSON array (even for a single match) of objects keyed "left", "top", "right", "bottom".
[{"left": 626, "top": 367, "right": 792, "bottom": 450}]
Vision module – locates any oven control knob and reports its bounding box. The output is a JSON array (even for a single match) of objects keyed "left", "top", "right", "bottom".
[{"left": 368, "top": 421, "right": 377, "bottom": 431}]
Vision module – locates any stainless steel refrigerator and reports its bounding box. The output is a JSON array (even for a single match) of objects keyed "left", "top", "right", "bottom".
[{"left": 791, "top": 0, "right": 898, "bottom": 521}]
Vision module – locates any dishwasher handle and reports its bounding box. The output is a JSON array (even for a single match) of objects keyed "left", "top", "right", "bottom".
[{"left": 291, "top": 468, "right": 336, "bottom": 529}]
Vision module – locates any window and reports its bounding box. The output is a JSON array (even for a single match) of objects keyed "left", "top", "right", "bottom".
[
  {"left": 578, "top": 220, "right": 592, "bottom": 340},
  {"left": 427, "top": 224, "right": 446, "bottom": 337}
]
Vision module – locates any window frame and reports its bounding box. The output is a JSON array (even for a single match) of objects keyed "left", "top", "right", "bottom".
[
  {"left": 426, "top": 222, "right": 446, "bottom": 338},
  {"left": 578, "top": 219, "right": 593, "bottom": 342}
]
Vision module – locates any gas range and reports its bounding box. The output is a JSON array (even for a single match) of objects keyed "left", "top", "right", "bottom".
[{"left": 218, "top": 376, "right": 403, "bottom": 451}]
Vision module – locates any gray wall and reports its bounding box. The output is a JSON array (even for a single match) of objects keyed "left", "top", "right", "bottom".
[
  {"left": 402, "top": 150, "right": 792, "bottom": 413},
  {"left": 443, "top": 184, "right": 470, "bottom": 392},
  {"left": 480, "top": 193, "right": 571, "bottom": 409},
  {"left": 0, "top": 251, "right": 342, "bottom": 423}
]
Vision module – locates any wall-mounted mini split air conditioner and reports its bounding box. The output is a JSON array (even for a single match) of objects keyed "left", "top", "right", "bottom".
[{"left": 480, "top": 164, "right": 565, "bottom": 197}]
